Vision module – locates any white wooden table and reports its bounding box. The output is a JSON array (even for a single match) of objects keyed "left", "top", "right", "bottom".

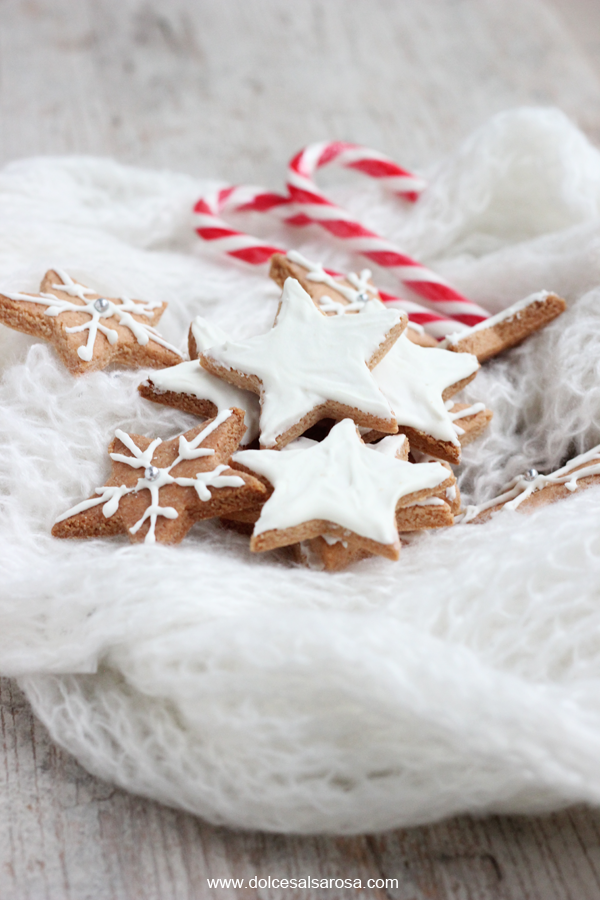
[{"left": 3, "top": 1, "right": 600, "bottom": 896}]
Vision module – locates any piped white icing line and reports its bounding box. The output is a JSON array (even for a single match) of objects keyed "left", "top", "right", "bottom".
[
  {"left": 286, "top": 250, "right": 378, "bottom": 315},
  {"left": 54, "top": 409, "right": 244, "bottom": 543},
  {"left": 413, "top": 497, "right": 446, "bottom": 507},
  {"left": 445, "top": 401, "right": 487, "bottom": 419},
  {"left": 439, "top": 290, "right": 552, "bottom": 348},
  {"left": 286, "top": 251, "right": 424, "bottom": 343},
  {"left": 458, "top": 444, "right": 600, "bottom": 523},
  {"left": 371, "top": 333, "right": 479, "bottom": 445},
  {"left": 2, "top": 269, "right": 181, "bottom": 362},
  {"left": 204, "top": 278, "right": 404, "bottom": 448},
  {"left": 445, "top": 400, "right": 487, "bottom": 436},
  {"left": 147, "top": 317, "right": 260, "bottom": 445},
  {"left": 233, "top": 417, "right": 449, "bottom": 546}
]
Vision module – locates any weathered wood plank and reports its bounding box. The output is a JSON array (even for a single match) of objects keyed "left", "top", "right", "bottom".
[{"left": 6, "top": 677, "right": 600, "bottom": 900}]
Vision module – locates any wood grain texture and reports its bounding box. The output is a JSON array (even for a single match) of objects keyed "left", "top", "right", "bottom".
[
  {"left": 3, "top": 0, "right": 600, "bottom": 897},
  {"left": 6, "top": 678, "right": 600, "bottom": 900}
]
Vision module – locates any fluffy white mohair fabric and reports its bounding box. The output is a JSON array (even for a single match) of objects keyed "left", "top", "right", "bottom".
[{"left": 3, "top": 108, "right": 600, "bottom": 834}]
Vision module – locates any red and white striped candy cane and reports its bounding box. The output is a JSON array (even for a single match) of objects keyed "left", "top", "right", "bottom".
[
  {"left": 193, "top": 184, "right": 455, "bottom": 336},
  {"left": 286, "top": 141, "right": 490, "bottom": 328},
  {"left": 286, "top": 140, "right": 428, "bottom": 203},
  {"left": 193, "top": 185, "right": 289, "bottom": 265}
]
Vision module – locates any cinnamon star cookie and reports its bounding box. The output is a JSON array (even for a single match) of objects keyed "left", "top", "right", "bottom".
[
  {"left": 0, "top": 268, "right": 181, "bottom": 375},
  {"left": 459, "top": 445, "right": 600, "bottom": 523},
  {"left": 270, "top": 250, "right": 437, "bottom": 346},
  {"left": 439, "top": 290, "right": 566, "bottom": 362},
  {"left": 232, "top": 418, "right": 454, "bottom": 561},
  {"left": 365, "top": 333, "right": 485, "bottom": 463},
  {"left": 200, "top": 277, "right": 407, "bottom": 448},
  {"left": 52, "top": 408, "right": 266, "bottom": 544},
  {"left": 139, "top": 316, "right": 260, "bottom": 445}
]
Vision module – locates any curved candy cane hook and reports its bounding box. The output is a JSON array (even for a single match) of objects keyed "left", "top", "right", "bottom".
[
  {"left": 286, "top": 141, "right": 490, "bottom": 327},
  {"left": 192, "top": 182, "right": 461, "bottom": 337}
]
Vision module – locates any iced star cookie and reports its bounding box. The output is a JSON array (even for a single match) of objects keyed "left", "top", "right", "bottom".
[
  {"left": 443, "top": 402, "right": 493, "bottom": 449},
  {"left": 271, "top": 255, "right": 488, "bottom": 463},
  {"left": 200, "top": 277, "right": 407, "bottom": 449},
  {"left": 231, "top": 418, "right": 455, "bottom": 561},
  {"left": 362, "top": 332, "right": 485, "bottom": 463},
  {"left": 290, "top": 435, "right": 455, "bottom": 571},
  {"left": 290, "top": 491, "right": 455, "bottom": 571},
  {"left": 223, "top": 434, "right": 457, "bottom": 531},
  {"left": 52, "top": 408, "right": 266, "bottom": 544},
  {"left": 439, "top": 290, "right": 566, "bottom": 362},
  {"left": 459, "top": 445, "right": 600, "bottom": 524},
  {"left": 222, "top": 433, "right": 456, "bottom": 570},
  {"left": 0, "top": 269, "right": 182, "bottom": 375},
  {"left": 270, "top": 251, "right": 437, "bottom": 347},
  {"left": 139, "top": 316, "right": 260, "bottom": 446}
]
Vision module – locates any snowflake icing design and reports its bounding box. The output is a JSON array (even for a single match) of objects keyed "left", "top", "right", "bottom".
[
  {"left": 55, "top": 409, "right": 245, "bottom": 542},
  {"left": 3, "top": 268, "right": 180, "bottom": 361},
  {"left": 285, "top": 251, "right": 377, "bottom": 315}
]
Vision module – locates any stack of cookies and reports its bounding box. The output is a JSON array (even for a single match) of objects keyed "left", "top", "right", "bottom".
[{"left": 0, "top": 253, "right": 573, "bottom": 571}]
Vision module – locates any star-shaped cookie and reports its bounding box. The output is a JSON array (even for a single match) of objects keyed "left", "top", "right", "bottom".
[
  {"left": 439, "top": 290, "right": 566, "bottom": 362},
  {"left": 232, "top": 418, "right": 454, "bottom": 560},
  {"left": 271, "top": 256, "right": 488, "bottom": 462},
  {"left": 366, "top": 332, "right": 484, "bottom": 463},
  {"left": 139, "top": 316, "right": 260, "bottom": 446},
  {"left": 460, "top": 444, "right": 600, "bottom": 523},
  {"left": 0, "top": 268, "right": 182, "bottom": 375},
  {"left": 270, "top": 251, "right": 438, "bottom": 347},
  {"left": 285, "top": 434, "right": 454, "bottom": 570},
  {"left": 52, "top": 408, "right": 267, "bottom": 544},
  {"left": 200, "top": 277, "right": 407, "bottom": 448}
]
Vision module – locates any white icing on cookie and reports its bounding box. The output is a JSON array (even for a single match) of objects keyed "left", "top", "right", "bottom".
[
  {"left": 286, "top": 250, "right": 377, "bottom": 313},
  {"left": 233, "top": 418, "right": 449, "bottom": 546},
  {"left": 458, "top": 444, "right": 600, "bottom": 523},
  {"left": 412, "top": 497, "right": 446, "bottom": 507},
  {"left": 286, "top": 251, "right": 424, "bottom": 345},
  {"left": 146, "top": 317, "right": 260, "bottom": 445},
  {"left": 371, "top": 333, "right": 479, "bottom": 445},
  {"left": 203, "top": 278, "right": 405, "bottom": 448},
  {"left": 1, "top": 269, "right": 180, "bottom": 362},
  {"left": 445, "top": 400, "right": 487, "bottom": 436},
  {"left": 439, "top": 290, "right": 552, "bottom": 348},
  {"left": 189, "top": 316, "right": 230, "bottom": 355},
  {"left": 370, "top": 434, "right": 408, "bottom": 459},
  {"left": 54, "top": 409, "right": 244, "bottom": 543}
]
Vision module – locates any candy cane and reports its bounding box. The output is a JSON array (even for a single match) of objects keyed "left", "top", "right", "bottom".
[
  {"left": 285, "top": 140, "right": 428, "bottom": 203},
  {"left": 286, "top": 142, "right": 490, "bottom": 327},
  {"left": 193, "top": 186, "right": 289, "bottom": 265},
  {"left": 193, "top": 184, "right": 458, "bottom": 337}
]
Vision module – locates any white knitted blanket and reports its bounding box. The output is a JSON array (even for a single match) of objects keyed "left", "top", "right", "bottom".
[{"left": 3, "top": 108, "right": 600, "bottom": 834}]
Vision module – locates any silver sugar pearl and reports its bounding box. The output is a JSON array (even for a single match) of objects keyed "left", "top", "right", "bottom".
[
  {"left": 356, "top": 291, "right": 370, "bottom": 303},
  {"left": 94, "top": 297, "right": 110, "bottom": 313},
  {"left": 144, "top": 465, "right": 160, "bottom": 482},
  {"left": 524, "top": 468, "right": 539, "bottom": 481}
]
